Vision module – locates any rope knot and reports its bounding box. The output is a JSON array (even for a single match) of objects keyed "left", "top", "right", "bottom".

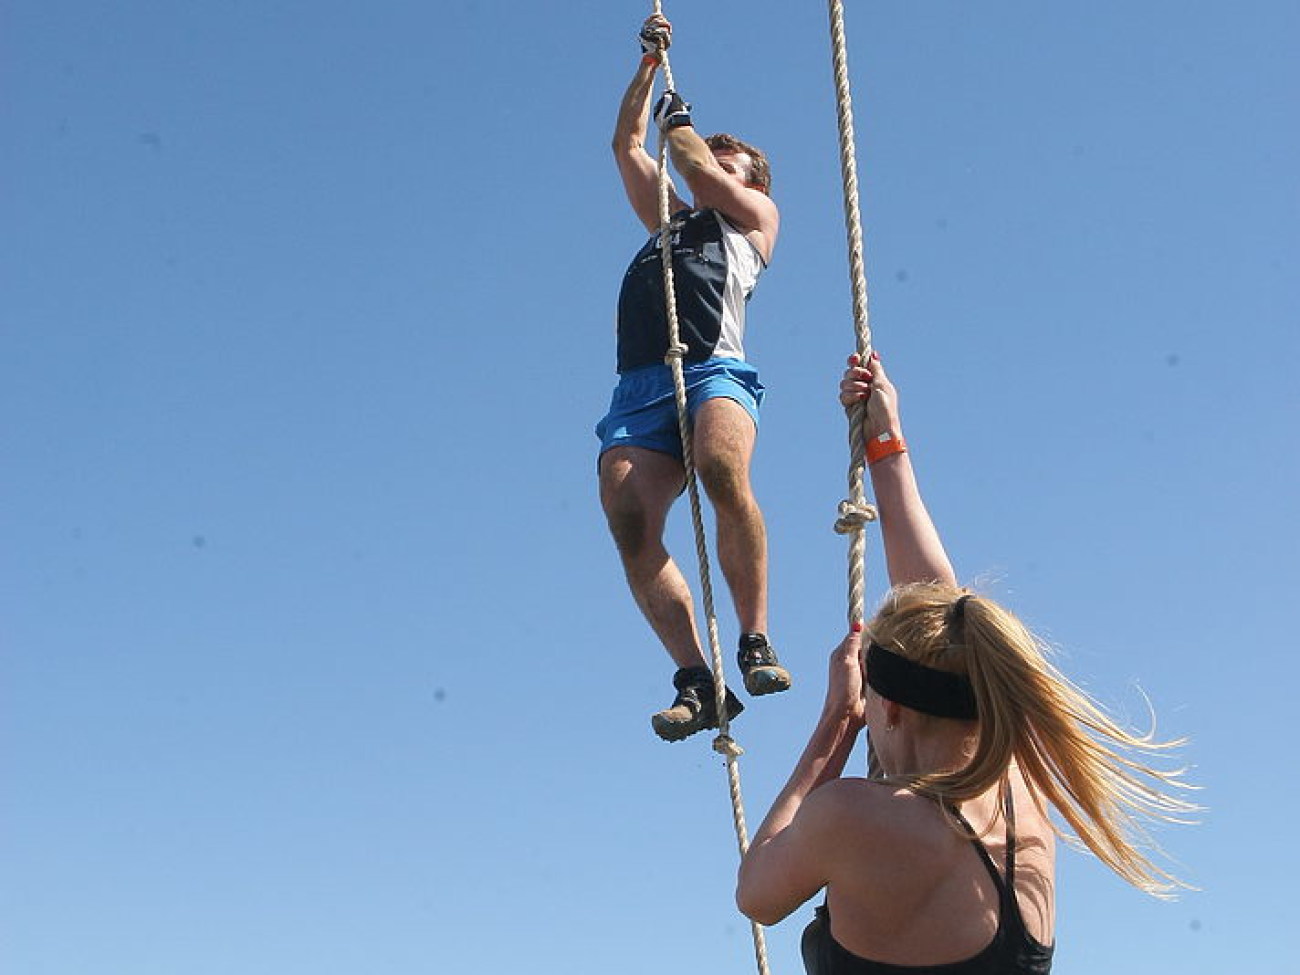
[
  {"left": 712, "top": 733, "right": 744, "bottom": 758},
  {"left": 834, "top": 499, "right": 878, "bottom": 535},
  {"left": 663, "top": 342, "right": 689, "bottom": 362}
]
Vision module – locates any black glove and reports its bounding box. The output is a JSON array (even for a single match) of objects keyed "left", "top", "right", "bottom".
[
  {"left": 639, "top": 19, "right": 671, "bottom": 58},
  {"left": 652, "top": 90, "right": 692, "bottom": 131}
]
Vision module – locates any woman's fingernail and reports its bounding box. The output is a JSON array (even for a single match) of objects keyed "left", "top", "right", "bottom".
[{"left": 851, "top": 621, "right": 863, "bottom": 633}]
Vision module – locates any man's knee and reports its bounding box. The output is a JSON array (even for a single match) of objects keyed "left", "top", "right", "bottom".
[
  {"left": 599, "top": 448, "right": 682, "bottom": 556},
  {"left": 693, "top": 400, "right": 756, "bottom": 498},
  {"left": 600, "top": 471, "right": 661, "bottom": 558},
  {"left": 603, "top": 497, "right": 653, "bottom": 557},
  {"left": 697, "top": 452, "right": 753, "bottom": 509}
]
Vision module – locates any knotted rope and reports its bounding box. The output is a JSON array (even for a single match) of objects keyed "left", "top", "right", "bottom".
[
  {"left": 647, "top": 5, "right": 771, "bottom": 975},
  {"left": 826, "top": 0, "right": 878, "bottom": 628},
  {"left": 825, "top": 0, "right": 883, "bottom": 780}
]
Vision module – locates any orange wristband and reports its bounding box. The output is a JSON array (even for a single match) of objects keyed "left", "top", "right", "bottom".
[
  {"left": 641, "top": 53, "right": 661, "bottom": 67},
  {"left": 866, "top": 431, "right": 907, "bottom": 465}
]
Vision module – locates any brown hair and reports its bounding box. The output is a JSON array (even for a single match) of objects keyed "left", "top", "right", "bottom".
[
  {"left": 868, "top": 582, "right": 1198, "bottom": 897},
  {"left": 704, "top": 132, "right": 772, "bottom": 194}
]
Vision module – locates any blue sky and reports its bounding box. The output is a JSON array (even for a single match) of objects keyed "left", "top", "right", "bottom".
[{"left": 3, "top": 2, "right": 1297, "bottom": 973}]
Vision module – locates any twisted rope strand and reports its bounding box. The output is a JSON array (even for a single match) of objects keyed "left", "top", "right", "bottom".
[
  {"left": 827, "top": 0, "right": 877, "bottom": 628},
  {"left": 827, "top": 0, "right": 881, "bottom": 777},
  {"left": 649, "top": 5, "right": 770, "bottom": 973}
]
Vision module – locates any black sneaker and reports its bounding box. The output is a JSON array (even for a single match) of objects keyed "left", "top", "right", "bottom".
[
  {"left": 738, "top": 634, "right": 792, "bottom": 696},
  {"left": 651, "top": 666, "right": 744, "bottom": 742}
]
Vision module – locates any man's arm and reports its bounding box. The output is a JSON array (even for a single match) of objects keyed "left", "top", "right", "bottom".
[
  {"left": 666, "top": 124, "right": 779, "bottom": 262},
  {"left": 841, "top": 353, "right": 958, "bottom": 587},
  {"left": 612, "top": 19, "right": 686, "bottom": 232}
]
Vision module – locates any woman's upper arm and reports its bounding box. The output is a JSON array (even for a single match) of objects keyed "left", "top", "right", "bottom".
[{"left": 736, "top": 783, "right": 854, "bottom": 926}]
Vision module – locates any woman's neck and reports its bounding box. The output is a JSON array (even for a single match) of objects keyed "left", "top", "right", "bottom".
[{"left": 880, "top": 725, "right": 975, "bottom": 780}]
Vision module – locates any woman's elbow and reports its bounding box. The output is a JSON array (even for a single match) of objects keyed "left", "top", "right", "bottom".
[{"left": 735, "top": 878, "right": 789, "bottom": 927}]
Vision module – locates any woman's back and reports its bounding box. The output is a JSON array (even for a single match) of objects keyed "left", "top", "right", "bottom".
[{"left": 812, "top": 771, "right": 1054, "bottom": 970}]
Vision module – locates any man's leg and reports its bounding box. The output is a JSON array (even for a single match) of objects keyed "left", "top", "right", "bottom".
[
  {"left": 598, "top": 445, "right": 705, "bottom": 669},
  {"left": 599, "top": 444, "right": 744, "bottom": 741},
  {"left": 692, "top": 398, "right": 767, "bottom": 634},
  {"left": 693, "top": 397, "right": 791, "bottom": 695}
]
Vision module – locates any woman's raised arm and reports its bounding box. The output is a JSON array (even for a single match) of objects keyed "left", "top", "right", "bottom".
[{"left": 840, "top": 352, "right": 957, "bottom": 588}]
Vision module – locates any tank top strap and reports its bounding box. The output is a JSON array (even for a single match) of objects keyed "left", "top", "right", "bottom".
[
  {"left": 1003, "top": 786, "right": 1018, "bottom": 889},
  {"left": 944, "top": 801, "right": 1007, "bottom": 898}
]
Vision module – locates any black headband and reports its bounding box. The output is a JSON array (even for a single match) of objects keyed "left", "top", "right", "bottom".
[{"left": 866, "top": 642, "right": 978, "bottom": 720}]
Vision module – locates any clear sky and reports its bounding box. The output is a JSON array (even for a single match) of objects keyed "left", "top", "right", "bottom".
[{"left": 4, "top": 2, "right": 1297, "bottom": 973}]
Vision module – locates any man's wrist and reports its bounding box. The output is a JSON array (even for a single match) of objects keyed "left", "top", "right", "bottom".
[{"left": 652, "top": 90, "right": 693, "bottom": 132}]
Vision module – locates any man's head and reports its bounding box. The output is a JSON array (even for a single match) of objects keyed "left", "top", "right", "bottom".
[{"left": 705, "top": 133, "right": 772, "bottom": 195}]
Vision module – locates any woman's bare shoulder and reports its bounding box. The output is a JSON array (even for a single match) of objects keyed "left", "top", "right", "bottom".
[{"left": 807, "top": 779, "right": 942, "bottom": 840}]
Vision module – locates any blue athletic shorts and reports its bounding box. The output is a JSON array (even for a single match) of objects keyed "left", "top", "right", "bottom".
[{"left": 595, "top": 357, "right": 765, "bottom": 461}]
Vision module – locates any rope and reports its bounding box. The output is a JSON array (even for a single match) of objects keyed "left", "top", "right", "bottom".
[
  {"left": 647, "top": 5, "right": 771, "bottom": 974},
  {"left": 826, "top": 0, "right": 879, "bottom": 626},
  {"left": 825, "top": 0, "right": 881, "bottom": 777}
]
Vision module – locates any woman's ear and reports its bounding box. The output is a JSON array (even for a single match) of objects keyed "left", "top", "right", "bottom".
[{"left": 883, "top": 700, "right": 903, "bottom": 730}]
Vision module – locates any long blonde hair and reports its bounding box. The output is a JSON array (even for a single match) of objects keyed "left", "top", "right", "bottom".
[{"left": 868, "top": 582, "right": 1197, "bottom": 897}]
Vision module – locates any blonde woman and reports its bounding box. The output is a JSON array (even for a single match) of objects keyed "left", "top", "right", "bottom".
[{"left": 736, "top": 353, "right": 1194, "bottom": 974}]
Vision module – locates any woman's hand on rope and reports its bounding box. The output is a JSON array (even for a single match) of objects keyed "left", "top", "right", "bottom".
[
  {"left": 822, "top": 628, "right": 868, "bottom": 732},
  {"left": 639, "top": 14, "right": 672, "bottom": 61},
  {"left": 840, "top": 351, "right": 902, "bottom": 442}
]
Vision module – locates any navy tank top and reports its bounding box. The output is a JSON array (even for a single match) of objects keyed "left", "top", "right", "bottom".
[
  {"left": 800, "top": 790, "right": 1054, "bottom": 975},
  {"left": 615, "top": 208, "right": 762, "bottom": 373}
]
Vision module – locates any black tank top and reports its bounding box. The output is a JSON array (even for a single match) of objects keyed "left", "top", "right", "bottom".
[
  {"left": 615, "top": 208, "right": 761, "bottom": 372},
  {"left": 800, "top": 790, "right": 1054, "bottom": 975}
]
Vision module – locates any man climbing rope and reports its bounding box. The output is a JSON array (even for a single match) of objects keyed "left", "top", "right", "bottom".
[{"left": 597, "top": 13, "right": 790, "bottom": 743}]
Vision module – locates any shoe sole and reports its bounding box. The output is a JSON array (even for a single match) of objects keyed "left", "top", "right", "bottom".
[
  {"left": 743, "top": 666, "right": 792, "bottom": 697},
  {"left": 651, "top": 696, "right": 745, "bottom": 742},
  {"left": 651, "top": 716, "right": 706, "bottom": 742}
]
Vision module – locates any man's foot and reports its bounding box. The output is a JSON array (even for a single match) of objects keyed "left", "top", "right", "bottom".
[
  {"left": 738, "top": 633, "right": 792, "bottom": 696},
  {"left": 651, "top": 666, "right": 744, "bottom": 742}
]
